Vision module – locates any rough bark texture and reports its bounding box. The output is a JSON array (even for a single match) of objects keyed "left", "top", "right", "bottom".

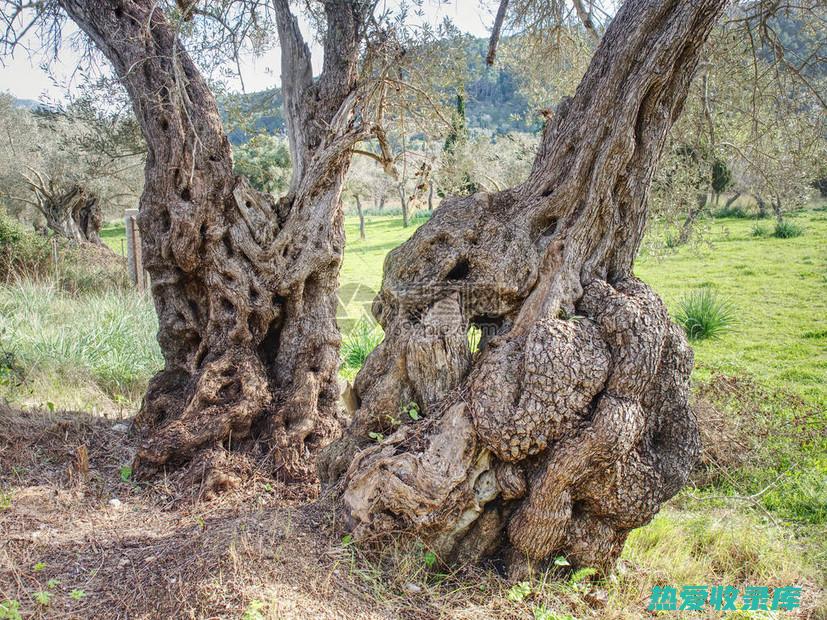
[
  {"left": 29, "top": 182, "right": 105, "bottom": 245},
  {"left": 59, "top": 0, "right": 369, "bottom": 482},
  {"left": 320, "top": 0, "right": 727, "bottom": 573}
]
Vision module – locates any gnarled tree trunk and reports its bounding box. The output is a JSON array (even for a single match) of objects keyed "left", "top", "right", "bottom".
[
  {"left": 28, "top": 179, "right": 105, "bottom": 245},
  {"left": 320, "top": 0, "right": 727, "bottom": 573},
  {"left": 59, "top": 0, "right": 369, "bottom": 484}
]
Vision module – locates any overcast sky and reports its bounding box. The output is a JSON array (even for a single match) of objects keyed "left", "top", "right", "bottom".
[{"left": 0, "top": 2, "right": 493, "bottom": 102}]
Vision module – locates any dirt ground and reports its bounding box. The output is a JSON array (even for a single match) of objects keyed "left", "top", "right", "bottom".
[
  {"left": 2, "top": 405, "right": 823, "bottom": 619},
  {"left": 0, "top": 406, "right": 536, "bottom": 619}
]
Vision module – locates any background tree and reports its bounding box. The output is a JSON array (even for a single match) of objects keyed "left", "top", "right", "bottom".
[
  {"left": 0, "top": 93, "right": 143, "bottom": 243},
  {"left": 231, "top": 133, "right": 291, "bottom": 196}
]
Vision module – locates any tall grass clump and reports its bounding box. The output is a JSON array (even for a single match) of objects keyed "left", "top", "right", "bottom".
[
  {"left": 340, "top": 319, "right": 382, "bottom": 372},
  {"left": 0, "top": 278, "right": 161, "bottom": 407},
  {"left": 772, "top": 220, "right": 804, "bottom": 239},
  {"left": 675, "top": 287, "right": 735, "bottom": 341}
]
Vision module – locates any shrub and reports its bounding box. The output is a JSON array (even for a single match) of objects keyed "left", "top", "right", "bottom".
[
  {"left": 675, "top": 287, "right": 735, "bottom": 341},
  {"left": 772, "top": 220, "right": 804, "bottom": 239},
  {"left": 0, "top": 211, "right": 130, "bottom": 292},
  {"left": 0, "top": 211, "right": 51, "bottom": 282},
  {"left": 340, "top": 319, "right": 382, "bottom": 370},
  {"left": 714, "top": 204, "right": 749, "bottom": 219}
]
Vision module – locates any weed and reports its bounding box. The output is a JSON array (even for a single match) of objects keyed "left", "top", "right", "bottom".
[
  {"left": 401, "top": 401, "right": 420, "bottom": 421},
  {"left": 715, "top": 204, "right": 750, "bottom": 219},
  {"left": 0, "top": 600, "right": 21, "bottom": 620},
  {"left": 69, "top": 589, "right": 85, "bottom": 601},
  {"left": 751, "top": 223, "right": 770, "bottom": 237},
  {"left": 119, "top": 465, "right": 133, "bottom": 482},
  {"left": 340, "top": 319, "right": 382, "bottom": 370},
  {"left": 32, "top": 562, "right": 46, "bottom": 572},
  {"left": 507, "top": 581, "right": 532, "bottom": 602},
  {"left": 773, "top": 220, "right": 804, "bottom": 239},
  {"left": 241, "top": 599, "right": 266, "bottom": 620},
  {"left": 675, "top": 287, "right": 735, "bottom": 341},
  {"left": 33, "top": 591, "right": 51, "bottom": 607}
]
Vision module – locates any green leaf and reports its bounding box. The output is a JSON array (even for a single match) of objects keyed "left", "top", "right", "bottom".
[
  {"left": 69, "top": 589, "right": 85, "bottom": 601},
  {"left": 368, "top": 431, "right": 384, "bottom": 442},
  {"left": 569, "top": 566, "right": 597, "bottom": 585},
  {"left": 46, "top": 401, "right": 55, "bottom": 413},
  {"left": 423, "top": 550, "right": 437, "bottom": 568},
  {"left": 553, "top": 555, "right": 570, "bottom": 567},
  {"left": 507, "top": 581, "right": 532, "bottom": 602},
  {"left": 33, "top": 561, "right": 46, "bottom": 572},
  {"left": 341, "top": 534, "right": 353, "bottom": 547},
  {"left": 119, "top": 465, "right": 133, "bottom": 482},
  {"left": 46, "top": 579, "right": 60, "bottom": 589}
]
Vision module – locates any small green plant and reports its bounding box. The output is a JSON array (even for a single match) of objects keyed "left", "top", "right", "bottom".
[
  {"left": 0, "top": 490, "right": 12, "bottom": 511},
  {"left": 241, "top": 599, "right": 266, "bottom": 620},
  {"left": 401, "top": 401, "right": 420, "bottom": 421},
  {"left": 340, "top": 319, "right": 382, "bottom": 370},
  {"left": 119, "top": 465, "right": 133, "bottom": 482},
  {"left": 750, "top": 223, "right": 769, "bottom": 237},
  {"left": 773, "top": 220, "right": 804, "bottom": 238},
  {"left": 675, "top": 287, "right": 735, "bottom": 341},
  {"left": 423, "top": 550, "right": 437, "bottom": 568},
  {"left": 341, "top": 534, "right": 353, "bottom": 547},
  {"left": 46, "top": 579, "right": 60, "bottom": 589},
  {"left": 568, "top": 566, "right": 598, "bottom": 593},
  {"left": 0, "top": 600, "right": 21, "bottom": 620},
  {"left": 532, "top": 605, "right": 573, "bottom": 620},
  {"left": 507, "top": 581, "right": 532, "bottom": 602},
  {"left": 33, "top": 591, "right": 51, "bottom": 607},
  {"left": 33, "top": 562, "right": 46, "bottom": 572},
  {"left": 69, "top": 589, "right": 86, "bottom": 601}
]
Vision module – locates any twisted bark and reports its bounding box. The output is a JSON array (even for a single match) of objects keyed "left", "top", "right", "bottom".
[
  {"left": 58, "top": 0, "right": 369, "bottom": 482},
  {"left": 320, "top": 0, "right": 727, "bottom": 572},
  {"left": 26, "top": 178, "right": 104, "bottom": 245}
]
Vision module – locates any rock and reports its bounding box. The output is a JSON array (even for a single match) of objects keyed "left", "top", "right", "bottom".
[
  {"left": 402, "top": 583, "right": 423, "bottom": 595},
  {"left": 585, "top": 588, "right": 609, "bottom": 608},
  {"left": 111, "top": 423, "right": 130, "bottom": 433},
  {"left": 108, "top": 498, "right": 122, "bottom": 509}
]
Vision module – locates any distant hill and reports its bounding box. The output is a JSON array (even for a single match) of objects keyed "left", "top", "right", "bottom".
[
  {"left": 220, "top": 38, "right": 538, "bottom": 144},
  {"left": 12, "top": 97, "right": 45, "bottom": 111}
]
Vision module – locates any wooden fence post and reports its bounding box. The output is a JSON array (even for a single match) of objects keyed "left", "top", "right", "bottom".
[{"left": 124, "top": 208, "right": 145, "bottom": 292}]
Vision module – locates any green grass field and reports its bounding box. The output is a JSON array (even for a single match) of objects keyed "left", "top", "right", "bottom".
[{"left": 94, "top": 206, "right": 827, "bottom": 410}]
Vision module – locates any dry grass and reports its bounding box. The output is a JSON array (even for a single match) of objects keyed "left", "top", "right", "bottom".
[{"left": 0, "top": 405, "right": 823, "bottom": 619}]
